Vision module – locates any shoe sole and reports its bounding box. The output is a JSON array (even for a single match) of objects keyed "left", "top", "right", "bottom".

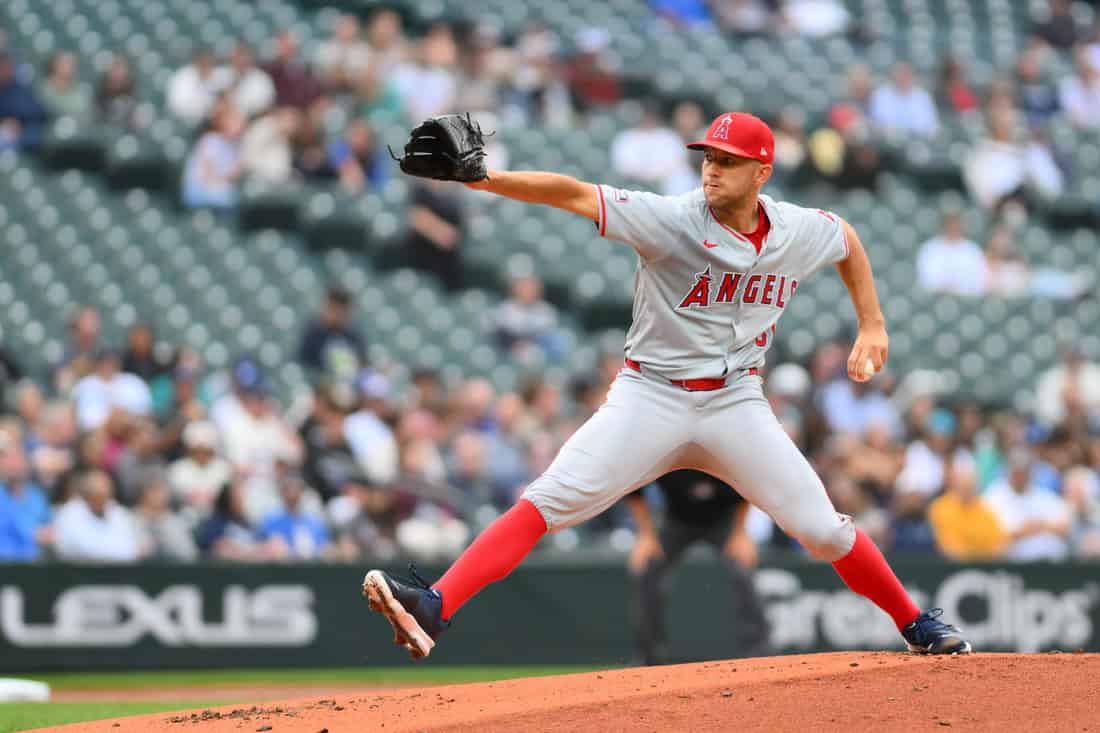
[
  {"left": 906, "top": 640, "right": 973, "bottom": 655},
  {"left": 362, "top": 570, "right": 435, "bottom": 660}
]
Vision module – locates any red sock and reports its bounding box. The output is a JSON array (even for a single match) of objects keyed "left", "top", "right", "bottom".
[
  {"left": 831, "top": 529, "right": 921, "bottom": 630},
  {"left": 433, "top": 498, "right": 547, "bottom": 620}
]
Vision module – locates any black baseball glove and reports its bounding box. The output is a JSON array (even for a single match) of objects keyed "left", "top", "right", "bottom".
[{"left": 388, "top": 113, "right": 491, "bottom": 182}]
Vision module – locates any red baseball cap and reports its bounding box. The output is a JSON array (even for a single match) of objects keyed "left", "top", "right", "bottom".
[{"left": 687, "top": 112, "right": 774, "bottom": 164}]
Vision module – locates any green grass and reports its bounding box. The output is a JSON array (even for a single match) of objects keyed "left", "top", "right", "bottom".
[
  {"left": 0, "top": 666, "right": 607, "bottom": 731},
  {"left": 0, "top": 701, "right": 223, "bottom": 733},
  {"left": 14, "top": 665, "right": 604, "bottom": 691}
]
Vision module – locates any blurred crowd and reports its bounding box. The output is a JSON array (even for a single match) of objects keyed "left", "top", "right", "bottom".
[
  {"left": 3, "top": 1, "right": 1100, "bottom": 565},
  {"left": 5, "top": 2, "right": 1100, "bottom": 297},
  {"left": 3, "top": 288, "right": 1100, "bottom": 565}
]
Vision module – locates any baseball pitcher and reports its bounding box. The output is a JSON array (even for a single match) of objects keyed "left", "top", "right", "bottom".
[{"left": 364, "top": 112, "right": 971, "bottom": 659}]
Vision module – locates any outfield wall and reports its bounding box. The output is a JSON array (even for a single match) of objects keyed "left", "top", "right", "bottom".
[{"left": 2, "top": 558, "right": 1098, "bottom": 671}]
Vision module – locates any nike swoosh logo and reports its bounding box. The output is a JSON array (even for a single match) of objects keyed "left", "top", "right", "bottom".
[{"left": 702, "top": 240, "right": 719, "bottom": 248}]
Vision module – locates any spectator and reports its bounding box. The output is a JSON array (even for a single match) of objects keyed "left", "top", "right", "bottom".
[
  {"left": 771, "top": 107, "right": 809, "bottom": 184},
  {"left": 196, "top": 479, "right": 281, "bottom": 560},
  {"left": 711, "top": 0, "right": 774, "bottom": 36},
  {"left": 565, "top": 28, "right": 622, "bottom": 112},
  {"left": 95, "top": 54, "right": 142, "bottom": 129},
  {"left": 818, "top": 373, "right": 902, "bottom": 438},
  {"left": 869, "top": 62, "right": 938, "bottom": 138},
  {"left": 928, "top": 453, "right": 1006, "bottom": 560},
  {"left": 455, "top": 25, "right": 510, "bottom": 116},
  {"left": 167, "top": 420, "right": 232, "bottom": 521},
  {"left": 223, "top": 44, "right": 275, "bottom": 119},
  {"left": 27, "top": 401, "right": 76, "bottom": 495},
  {"left": 363, "top": 8, "right": 409, "bottom": 76},
  {"left": 982, "top": 224, "right": 1031, "bottom": 296},
  {"left": 610, "top": 102, "right": 692, "bottom": 193},
  {"left": 811, "top": 83, "right": 883, "bottom": 190},
  {"left": 327, "top": 119, "right": 388, "bottom": 192},
  {"left": 405, "top": 179, "right": 467, "bottom": 291},
  {"left": 181, "top": 105, "right": 245, "bottom": 211},
  {"left": 217, "top": 360, "right": 303, "bottom": 523},
  {"left": 51, "top": 305, "right": 102, "bottom": 394},
  {"left": 937, "top": 56, "right": 979, "bottom": 115},
  {"left": 985, "top": 449, "right": 1071, "bottom": 561},
  {"left": 352, "top": 62, "right": 405, "bottom": 126},
  {"left": 479, "top": 393, "right": 534, "bottom": 503},
  {"left": 297, "top": 286, "right": 367, "bottom": 380},
  {"left": 263, "top": 32, "right": 323, "bottom": 111},
  {"left": 155, "top": 357, "right": 208, "bottom": 457},
  {"left": 651, "top": 0, "right": 712, "bottom": 28},
  {"left": 897, "top": 407, "right": 958, "bottom": 500},
  {"left": 0, "top": 431, "right": 51, "bottom": 561},
  {"left": 493, "top": 274, "right": 564, "bottom": 361},
  {"left": 510, "top": 22, "right": 574, "bottom": 128},
  {"left": 1034, "top": 345, "right": 1100, "bottom": 429},
  {"left": 37, "top": 52, "right": 91, "bottom": 120},
  {"left": 1064, "top": 465, "right": 1100, "bottom": 557},
  {"left": 783, "top": 0, "right": 850, "bottom": 37},
  {"left": 836, "top": 63, "right": 873, "bottom": 120},
  {"left": 0, "top": 340, "right": 25, "bottom": 412},
  {"left": 446, "top": 430, "right": 498, "bottom": 509},
  {"left": 329, "top": 475, "right": 401, "bottom": 560},
  {"left": 1090, "top": 20, "right": 1100, "bottom": 73},
  {"left": 344, "top": 370, "right": 399, "bottom": 486},
  {"left": 71, "top": 349, "right": 153, "bottom": 432},
  {"left": 963, "top": 107, "right": 1064, "bottom": 211},
  {"left": 299, "top": 386, "right": 360, "bottom": 500},
  {"left": 1059, "top": 46, "right": 1100, "bottom": 130},
  {"left": 1016, "top": 49, "right": 1060, "bottom": 126},
  {"left": 53, "top": 470, "right": 142, "bottom": 563},
  {"left": 392, "top": 474, "right": 470, "bottom": 562},
  {"left": 916, "top": 211, "right": 987, "bottom": 296},
  {"left": 240, "top": 106, "right": 300, "bottom": 185},
  {"left": 451, "top": 377, "right": 499, "bottom": 436},
  {"left": 133, "top": 477, "right": 199, "bottom": 562},
  {"left": 393, "top": 23, "right": 459, "bottom": 121},
  {"left": 0, "top": 51, "right": 47, "bottom": 150},
  {"left": 258, "top": 471, "right": 331, "bottom": 560},
  {"left": 315, "top": 13, "right": 372, "bottom": 93},
  {"left": 167, "top": 48, "right": 230, "bottom": 125},
  {"left": 1032, "top": 0, "right": 1080, "bottom": 50},
  {"left": 842, "top": 420, "right": 903, "bottom": 502},
  {"left": 410, "top": 368, "right": 447, "bottom": 414},
  {"left": 14, "top": 380, "right": 44, "bottom": 449},
  {"left": 671, "top": 99, "right": 706, "bottom": 145},
  {"left": 114, "top": 417, "right": 167, "bottom": 506},
  {"left": 121, "top": 322, "right": 173, "bottom": 384},
  {"left": 291, "top": 104, "right": 330, "bottom": 179}
]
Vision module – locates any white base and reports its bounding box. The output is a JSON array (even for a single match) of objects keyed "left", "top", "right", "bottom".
[{"left": 0, "top": 679, "right": 51, "bottom": 702}]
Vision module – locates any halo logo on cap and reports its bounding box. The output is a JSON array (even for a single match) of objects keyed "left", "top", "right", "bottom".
[{"left": 714, "top": 115, "right": 733, "bottom": 141}]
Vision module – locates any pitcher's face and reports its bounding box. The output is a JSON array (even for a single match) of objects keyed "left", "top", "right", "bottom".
[{"left": 701, "top": 148, "right": 770, "bottom": 210}]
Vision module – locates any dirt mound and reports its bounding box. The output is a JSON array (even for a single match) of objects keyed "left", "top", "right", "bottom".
[{"left": 37, "top": 651, "right": 1100, "bottom": 733}]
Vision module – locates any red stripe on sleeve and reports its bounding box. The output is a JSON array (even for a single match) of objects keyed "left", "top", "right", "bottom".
[{"left": 595, "top": 184, "right": 607, "bottom": 237}]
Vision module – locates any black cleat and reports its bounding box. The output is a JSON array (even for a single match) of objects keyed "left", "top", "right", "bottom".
[
  {"left": 362, "top": 566, "right": 449, "bottom": 660},
  {"left": 901, "top": 608, "right": 973, "bottom": 655}
]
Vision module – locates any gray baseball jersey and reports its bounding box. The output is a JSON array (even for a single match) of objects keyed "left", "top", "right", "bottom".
[
  {"left": 521, "top": 184, "right": 858, "bottom": 565},
  {"left": 593, "top": 185, "right": 849, "bottom": 380}
]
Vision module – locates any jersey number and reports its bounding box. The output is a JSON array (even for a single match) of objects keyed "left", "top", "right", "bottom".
[{"left": 754, "top": 325, "right": 776, "bottom": 347}]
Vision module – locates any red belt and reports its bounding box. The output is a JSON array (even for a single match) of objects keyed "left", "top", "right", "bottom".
[{"left": 624, "top": 358, "right": 757, "bottom": 392}]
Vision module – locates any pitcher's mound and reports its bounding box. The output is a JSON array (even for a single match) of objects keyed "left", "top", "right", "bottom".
[{"left": 42, "top": 651, "right": 1100, "bottom": 733}]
